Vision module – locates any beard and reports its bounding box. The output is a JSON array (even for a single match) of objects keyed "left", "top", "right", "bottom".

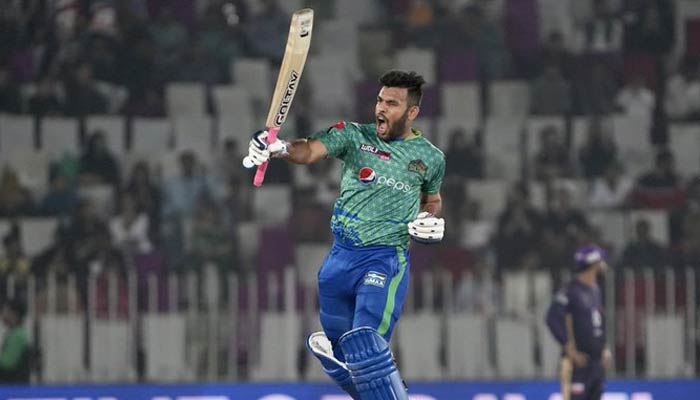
[{"left": 380, "top": 109, "right": 410, "bottom": 141}]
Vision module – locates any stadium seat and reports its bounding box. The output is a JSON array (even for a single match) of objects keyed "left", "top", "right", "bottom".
[
  {"left": 459, "top": 219, "right": 496, "bottom": 249},
  {"left": 397, "top": 312, "right": 443, "bottom": 380},
  {"left": 307, "top": 55, "right": 355, "bottom": 117},
  {"left": 40, "top": 117, "right": 80, "bottom": 159},
  {"left": 232, "top": 58, "right": 271, "bottom": 109},
  {"left": 489, "top": 81, "right": 530, "bottom": 118},
  {"left": 20, "top": 218, "right": 58, "bottom": 257},
  {"left": 466, "top": 180, "right": 508, "bottom": 220},
  {"left": 612, "top": 115, "right": 654, "bottom": 177},
  {"left": 251, "top": 311, "right": 301, "bottom": 381},
  {"left": 446, "top": 313, "right": 491, "bottom": 379},
  {"left": 40, "top": 314, "right": 86, "bottom": 383},
  {"left": 85, "top": 115, "right": 126, "bottom": 161},
  {"left": 217, "top": 115, "right": 256, "bottom": 150},
  {"left": 524, "top": 116, "right": 567, "bottom": 166},
  {"left": 0, "top": 114, "right": 34, "bottom": 159},
  {"left": 628, "top": 209, "right": 670, "bottom": 245},
  {"left": 669, "top": 124, "right": 700, "bottom": 178},
  {"left": 212, "top": 85, "right": 254, "bottom": 118},
  {"left": 237, "top": 222, "right": 261, "bottom": 270},
  {"left": 252, "top": 185, "right": 292, "bottom": 225},
  {"left": 172, "top": 116, "right": 213, "bottom": 164},
  {"left": 317, "top": 20, "right": 360, "bottom": 77},
  {"left": 435, "top": 116, "right": 478, "bottom": 151},
  {"left": 165, "top": 82, "right": 206, "bottom": 117},
  {"left": 90, "top": 319, "right": 134, "bottom": 382},
  {"left": 441, "top": 82, "right": 480, "bottom": 119},
  {"left": 396, "top": 47, "right": 436, "bottom": 87},
  {"left": 483, "top": 118, "right": 523, "bottom": 180},
  {"left": 502, "top": 271, "right": 530, "bottom": 316},
  {"left": 78, "top": 185, "right": 115, "bottom": 217},
  {"left": 538, "top": 317, "right": 561, "bottom": 377},
  {"left": 333, "top": 0, "right": 379, "bottom": 23},
  {"left": 645, "top": 315, "right": 685, "bottom": 377},
  {"left": 295, "top": 243, "right": 329, "bottom": 289},
  {"left": 130, "top": 117, "right": 173, "bottom": 162},
  {"left": 142, "top": 313, "right": 190, "bottom": 382},
  {"left": 587, "top": 210, "right": 626, "bottom": 255},
  {"left": 495, "top": 317, "right": 536, "bottom": 378}
]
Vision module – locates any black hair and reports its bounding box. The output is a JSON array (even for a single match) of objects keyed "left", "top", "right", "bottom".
[{"left": 378, "top": 70, "right": 426, "bottom": 107}]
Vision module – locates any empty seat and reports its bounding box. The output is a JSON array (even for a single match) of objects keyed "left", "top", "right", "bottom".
[
  {"left": 587, "top": 210, "right": 626, "bottom": 254},
  {"left": 466, "top": 180, "right": 508, "bottom": 220},
  {"left": 40, "top": 117, "right": 80, "bottom": 159},
  {"left": 130, "top": 118, "right": 172, "bottom": 160},
  {"left": 85, "top": 115, "right": 126, "bottom": 161},
  {"left": 40, "top": 314, "right": 86, "bottom": 383},
  {"left": 251, "top": 312, "right": 301, "bottom": 381},
  {"left": 142, "top": 313, "right": 190, "bottom": 382},
  {"left": 232, "top": 58, "right": 271, "bottom": 107},
  {"left": 237, "top": 222, "right": 261, "bottom": 270},
  {"left": 295, "top": 243, "right": 329, "bottom": 288},
  {"left": 612, "top": 115, "right": 653, "bottom": 177},
  {"left": 252, "top": 185, "right": 292, "bottom": 225},
  {"left": 525, "top": 116, "right": 567, "bottom": 164},
  {"left": 397, "top": 312, "right": 442, "bottom": 380},
  {"left": 669, "top": 124, "right": 700, "bottom": 177},
  {"left": 484, "top": 118, "right": 523, "bottom": 180},
  {"left": 489, "top": 81, "right": 530, "bottom": 118},
  {"left": 172, "top": 116, "right": 213, "bottom": 163},
  {"left": 20, "top": 218, "right": 58, "bottom": 257},
  {"left": 333, "top": 0, "right": 379, "bottom": 22},
  {"left": 0, "top": 114, "right": 34, "bottom": 159},
  {"left": 502, "top": 271, "right": 530, "bottom": 316},
  {"left": 165, "top": 82, "right": 206, "bottom": 117},
  {"left": 307, "top": 55, "right": 355, "bottom": 117},
  {"left": 495, "top": 318, "right": 536, "bottom": 378},
  {"left": 645, "top": 315, "right": 684, "bottom": 377},
  {"left": 538, "top": 318, "right": 562, "bottom": 377},
  {"left": 446, "top": 314, "right": 491, "bottom": 379},
  {"left": 396, "top": 48, "right": 436, "bottom": 86},
  {"left": 441, "top": 82, "right": 480, "bottom": 119},
  {"left": 90, "top": 319, "right": 134, "bottom": 382},
  {"left": 212, "top": 85, "right": 254, "bottom": 118},
  {"left": 217, "top": 115, "right": 256, "bottom": 149}
]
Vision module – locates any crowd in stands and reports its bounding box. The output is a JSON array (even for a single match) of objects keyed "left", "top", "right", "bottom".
[{"left": 0, "top": 0, "right": 699, "bottom": 315}]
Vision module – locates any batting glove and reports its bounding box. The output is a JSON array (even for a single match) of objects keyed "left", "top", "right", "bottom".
[
  {"left": 408, "top": 212, "right": 445, "bottom": 244},
  {"left": 243, "top": 130, "right": 289, "bottom": 167}
]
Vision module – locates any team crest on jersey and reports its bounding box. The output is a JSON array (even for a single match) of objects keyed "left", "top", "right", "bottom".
[
  {"left": 360, "top": 143, "right": 392, "bottom": 161},
  {"left": 363, "top": 271, "right": 387, "bottom": 288},
  {"left": 358, "top": 167, "right": 376, "bottom": 184},
  {"left": 407, "top": 159, "right": 428, "bottom": 177}
]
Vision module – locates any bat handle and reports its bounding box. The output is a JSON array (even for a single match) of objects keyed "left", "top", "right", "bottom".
[{"left": 253, "top": 127, "right": 280, "bottom": 187}]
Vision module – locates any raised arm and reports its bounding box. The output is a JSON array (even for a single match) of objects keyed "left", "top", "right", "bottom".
[
  {"left": 285, "top": 138, "right": 329, "bottom": 165},
  {"left": 245, "top": 130, "right": 329, "bottom": 167}
]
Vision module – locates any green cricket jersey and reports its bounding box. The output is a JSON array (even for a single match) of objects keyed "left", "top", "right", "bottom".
[{"left": 310, "top": 121, "right": 445, "bottom": 249}]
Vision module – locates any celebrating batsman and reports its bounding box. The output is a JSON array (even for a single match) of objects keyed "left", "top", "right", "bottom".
[{"left": 245, "top": 70, "right": 445, "bottom": 400}]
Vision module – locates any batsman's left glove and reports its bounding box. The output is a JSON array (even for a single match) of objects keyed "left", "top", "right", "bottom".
[{"left": 408, "top": 212, "right": 445, "bottom": 244}]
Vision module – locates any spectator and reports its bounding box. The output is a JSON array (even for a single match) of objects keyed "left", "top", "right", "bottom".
[
  {"left": 445, "top": 128, "right": 484, "bottom": 179},
  {"left": 161, "top": 151, "right": 210, "bottom": 219},
  {"left": 578, "top": 117, "right": 618, "bottom": 178},
  {"left": 622, "top": 0, "right": 675, "bottom": 56},
  {"left": 579, "top": 61, "right": 618, "bottom": 115},
  {"left": 0, "top": 65, "right": 21, "bottom": 113},
  {"left": 28, "top": 77, "right": 63, "bottom": 116},
  {"left": 197, "top": 2, "right": 246, "bottom": 80},
  {"left": 244, "top": 0, "right": 289, "bottom": 64},
  {"left": 39, "top": 165, "right": 78, "bottom": 217},
  {"left": 493, "top": 183, "right": 542, "bottom": 272},
  {"left": 124, "top": 161, "right": 161, "bottom": 238},
  {"left": 671, "top": 178, "right": 700, "bottom": 268},
  {"left": 175, "top": 43, "right": 224, "bottom": 84},
  {"left": 533, "top": 125, "right": 573, "bottom": 181},
  {"left": 120, "top": 86, "right": 165, "bottom": 117},
  {"left": 588, "top": 162, "right": 633, "bottom": 209},
  {"left": 0, "top": 225, "right": 30, "bottom": 296},
  {"left": 109, "top": 192, "right": 153, "bottom": 255},
  {"left": 62, "top": 199, "right": 110, "bottom": 280},
  {"left": 538, "top": 31, "right": 575, "bottom": 79},
  {"left": 149, "top": 6, "right": 188, "bottom": 81},
  {"left": 575, "top": 0, "right": 623, "bottom": 55},
  {"left": 63, "top": 63, "right": 109, "bottom": 116},
  {"left": 616, "top": 73, "right": 655, "bottom": 117},
  {"left": 629, "top": 149, "right": 685, "bottom": 209},
  {"left": 0, "top": 167, "right": 34, "bottom": 217},
  {"left": 619, "top": 218, "right": 668, "bottom": 270},
  {"left": 189, "top": 197, "right": 235, "bottom": 275},
  {"left": 78, "top": 130, "right": 121, "bottom": 187},
  {"left": 529, "top": 64, "right": 572, "bottom": 116},
  {"left": 0, "top": 298, "right": 30, "bottom": 384},
  {"left": 665, "top": 57, "right": 700, "bottom": 121}
]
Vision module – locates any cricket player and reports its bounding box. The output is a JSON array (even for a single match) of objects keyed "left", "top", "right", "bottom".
[
  {"left": 545, "top": 245, "right": 613, "bottom": 400},
  {"left": 245, "top": 70, "right": 445, "bottom": 400}
]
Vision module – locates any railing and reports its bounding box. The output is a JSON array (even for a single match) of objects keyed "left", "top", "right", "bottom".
[{"left": 3, "top": 264, "right": 698, "bottom": 383}]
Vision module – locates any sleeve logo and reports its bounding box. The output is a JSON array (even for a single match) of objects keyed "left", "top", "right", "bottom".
[
  {"left": 407, "top": 159, "right": 428, "bottom": 177},
  {"left": 363, "top": 271, "right": 388, "bottom": 288}
]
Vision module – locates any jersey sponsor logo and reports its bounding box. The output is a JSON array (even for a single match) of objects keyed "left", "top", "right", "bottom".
[
  {"left": 359, "top": 143, "right": 392, "bottom": 161},
  {"left": 364, "top": 271, "right": 387, "bottom": 288},
  {"left": 407, "top": 159, "right": 428, "bottom": 177},
  {"left": 359, "top": 167, "right": 376, "bottom": 184}
]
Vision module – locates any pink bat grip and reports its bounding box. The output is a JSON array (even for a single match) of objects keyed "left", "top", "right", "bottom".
[{"left": 253, "top": 127, "right": 280, "bottom": 187}]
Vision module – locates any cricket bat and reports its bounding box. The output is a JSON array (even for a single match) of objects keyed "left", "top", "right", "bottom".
[{"left": 242, "top": 8, "right": 314, "bottom": 187}]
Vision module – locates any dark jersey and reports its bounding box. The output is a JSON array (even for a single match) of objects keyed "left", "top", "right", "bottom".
[{"left": 546, "top": 279, "right": 606, "bottom": 361}]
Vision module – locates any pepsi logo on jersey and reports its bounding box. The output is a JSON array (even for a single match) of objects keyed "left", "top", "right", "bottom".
[
  {"left": 357, "top": 167, "right": 413, "bottom": 193},
  {"left": 359, "top": 167, "right": 377, "bottom": 184}
]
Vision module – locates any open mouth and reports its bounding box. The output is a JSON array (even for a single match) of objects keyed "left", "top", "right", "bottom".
[{"left": 376, "top": 115, "right": 388, "bottom": 135}]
